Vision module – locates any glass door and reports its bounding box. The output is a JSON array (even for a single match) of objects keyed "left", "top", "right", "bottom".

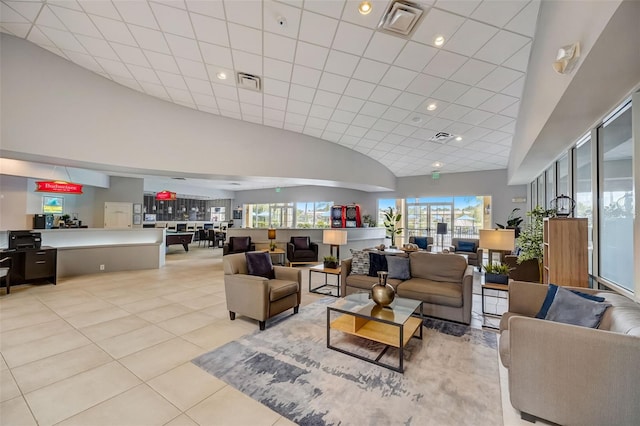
[{"left": 429, "top": 204, "right": 453, "bottom": 249}]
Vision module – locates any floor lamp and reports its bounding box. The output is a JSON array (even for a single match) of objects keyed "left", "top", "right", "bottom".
[
  {"left": 323, "top": 229, "right": 347, "bottom": 261},
  {"left": 436, "top": 223, "right": 447, "bottom": 251},
  {"left": 479, "top": 229, "right": 515, "bottom": 265}
]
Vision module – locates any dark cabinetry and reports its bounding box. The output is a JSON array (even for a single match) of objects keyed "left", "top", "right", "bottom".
[{"left": 1, "top": 247, "right": 57, "bottom": 286}]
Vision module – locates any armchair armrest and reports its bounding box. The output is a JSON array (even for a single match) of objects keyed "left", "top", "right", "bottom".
[
  {"left": 286, "top": 243, "right": 295, "bottom": 259},
  {"left": 507, "top": 316, "right": 640, "bottom": 425},
  {"left": 274, "top": 266, "right": 301, "bottom": 283},
  {"left": 309, "top": 241, "right": 319, "bottom": 255},
  {"left": 224, "top": 274, "right": 270, "bottom": 320},
  {"left": 461, "top": 265, "right": 474, "bottom": 324}
]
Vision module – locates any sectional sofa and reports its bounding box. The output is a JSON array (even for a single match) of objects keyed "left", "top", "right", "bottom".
[{"left": 340, "top": 250, "right": 474, "bottom": 324}]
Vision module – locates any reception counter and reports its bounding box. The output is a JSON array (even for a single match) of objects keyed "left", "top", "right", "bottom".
[
  {"left": 0, "top": 228, "right": 165, "bottom": 278},
  {"left": 226, "top": 227, "right": 386, "bottom": 260}
]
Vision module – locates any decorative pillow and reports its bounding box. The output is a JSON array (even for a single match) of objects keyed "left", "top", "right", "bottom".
[
  {"left": 386, "top": 255, "right": 411, "bottom": 280},
  {"left": 350, "top": 250, "right": 370, "bottom": 275},
  {"left": 457, "top": 241, "right": 476, "bottom": 252},
  {"left": 232, "top": 237, "right": 250, "bottom": 251},
  {"left": 291, "top": 236, "right": 310, "bottom": 250},
  {"left": 535, "top": 284, "right": 610, "bottom": 328},
  {"left": 368, "top": 252, "right": 388, "bottom": 277},
  {"left": 413, "top": 237, "right": 429, "bottom": 250},
  {"left": 245, "top": 251, "right": 275, "bottom": 279}
]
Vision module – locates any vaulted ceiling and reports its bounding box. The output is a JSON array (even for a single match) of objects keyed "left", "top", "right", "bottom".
[{"left": 0, "top": 0, "right": 540, "bottom": 180}]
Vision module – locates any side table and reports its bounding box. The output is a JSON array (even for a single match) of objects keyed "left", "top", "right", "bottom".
[
  {"left": 481, "top": 282, "right": 509, "bottom": 330},
  {"left": 309, "top": 264, "right": 341, "bottom": 297}
]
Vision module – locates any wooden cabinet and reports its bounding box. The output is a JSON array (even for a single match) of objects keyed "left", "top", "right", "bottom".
[{"left": 543, "top": 218, "right": 588, "bottom": 287}]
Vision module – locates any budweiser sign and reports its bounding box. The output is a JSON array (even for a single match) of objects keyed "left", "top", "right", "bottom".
[
  {"left": 156, "top": 191, "right": 177, "bottom": 200},
  {"left": 35, "top": 181, "right": 83, "bottom": 194}
]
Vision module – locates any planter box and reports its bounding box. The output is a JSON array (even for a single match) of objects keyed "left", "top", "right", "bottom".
[
  {"left": 324, "top": 261, "right": 338, "bottom": 269},
  {"left": 485, "top": 273, "right": 509, "bottom": 284}
]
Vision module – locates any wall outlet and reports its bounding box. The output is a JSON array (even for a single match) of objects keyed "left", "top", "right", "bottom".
[{"left": 99, "top": 264, "right": 105, "bottom": 271}]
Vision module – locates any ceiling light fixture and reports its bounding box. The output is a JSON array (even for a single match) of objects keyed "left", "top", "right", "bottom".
[
  {"left": 455, "top": 136, "right": 462, "bottom": 141},
  {"left": 358, "top": 1, "right": 372, "bottom": 15},
  {"left": 432, "top": 161, "right": 443, "bottom": 168},
  {"left": 426, "top": 103, "right": 437, "bottom": 111},
  {"left": 552, "top": 42, "right": 580, "bottom": 74},
  {"left": 434, "top": 35, "right": 445, "bottom": 47},
  {"left": 216, "top": 72, "right": 227, "bottom": 80}
]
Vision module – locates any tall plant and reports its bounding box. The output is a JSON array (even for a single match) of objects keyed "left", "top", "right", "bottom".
[
  {"left": 516, "top": 206, "right": 556, "bottom": 282},
  {"left": 383, "top": 207, "right": 403, "bottom": 248}
]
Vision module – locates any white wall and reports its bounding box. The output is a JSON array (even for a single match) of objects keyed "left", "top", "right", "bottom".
[
  {"left": 1, "top": 34, "right": 396, "bottom": 192},
  {"left": 0, "top": 175, "right": 29, "bottom": 230}
]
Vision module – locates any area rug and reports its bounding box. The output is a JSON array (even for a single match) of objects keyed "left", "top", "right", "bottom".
[{"left": 193, "top": 298, "right": 502, "bottom": 426}]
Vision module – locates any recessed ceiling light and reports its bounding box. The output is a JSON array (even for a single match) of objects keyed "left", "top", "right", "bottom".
[
  {"left": 455, "top": 136, "right": 462, "bottom": 141},
  {"left": 434, "top": 35, "right": 445, "bottom": 47},
  {"left": 426, "top": 103, "right": 437, "bottom": 111},
  {"left": 358, "top": 1, "right": 372, "bottom": 15},
  {"left": 432, "top": 161, "right": 443, "bottom": 168},
  {"left": 216, "top": 72, "right": 227, "bottom": 80}
]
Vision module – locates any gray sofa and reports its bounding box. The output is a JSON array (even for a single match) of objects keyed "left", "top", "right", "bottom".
[
  {"left": 340, "top": 251, "right": 474, "bottom": 324},
  {"left": 499, "top": 280, "right": 640, "bottom": 425}
]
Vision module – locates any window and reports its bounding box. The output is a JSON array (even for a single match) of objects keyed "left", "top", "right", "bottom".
[
  {"left": 557, "top": 153, "right": 569, "bottom": 197},
  {"left": 295, "top": 201, "right": 331, "bottom": 228},
  {"left": 545, "top": 165, "right": 555, "bottom": 208},
  {"left": 598, "top": 101, "right": 634, "bottom": 291},
  {"left": 574, "top": 136, "right": 593, "bottom": 273},
  {"left": 537, "top": 175, "right": 545, "bottom": 208}
]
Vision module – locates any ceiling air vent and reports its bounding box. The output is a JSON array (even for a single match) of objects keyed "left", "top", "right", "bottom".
[
  {"left": 379, "top": 0, "right": 424, "bottom": 37},
  {"left": 237, "top": 72, "right": 261, "bottom": 91},
  {"left": 429, "top": 132, "right": 454, "bottom": 143}
]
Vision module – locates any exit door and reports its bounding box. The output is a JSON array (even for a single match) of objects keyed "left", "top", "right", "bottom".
[{"left": 104, "top": 202, "right": 133, "bottom": 228}]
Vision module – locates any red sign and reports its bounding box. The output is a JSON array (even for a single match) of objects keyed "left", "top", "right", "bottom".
[
  {"left": 35, "top": 181, "right": 83, "bottom": 194},
  {"left": 156, "top": 191, "right": 177, "bottom": 200}
]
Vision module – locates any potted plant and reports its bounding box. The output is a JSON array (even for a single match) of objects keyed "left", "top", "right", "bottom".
[
  {"left": 496, "top": 208, "right": 523, "bottom": 238},
  {"left": 483, "top": 262, "right": 511, "bottom": 284},
  {"left": 383, "top": 207, "right": 403, "bottom": 248},
  {"left": 323, "top": 255, "right": 338, "bottom": 269},
  {"left": 361, "top": 214, "right": 376, "bottom": 228},
  {"left": 516, "top": 206, "right": 556, "bottom": 282}
]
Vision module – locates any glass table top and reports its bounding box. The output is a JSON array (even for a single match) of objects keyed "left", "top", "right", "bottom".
[{"left": 328, "top": 292, "right": 421, "bottom": 325}]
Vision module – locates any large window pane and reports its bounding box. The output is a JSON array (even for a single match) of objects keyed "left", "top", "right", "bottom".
[
  {"left": 537, "top": 176, "right": 545, "bottom": 207},
  {"left": 545, "top": 165, "right": 555, "bottom": 208},
  {"left": 557, "top": 153, "right": 569, "bottom": 197},
  {"left": 574, "top": 137, "right": 593, "bottom": 273},
  {"left": 599, "top": 102, "right": 634, "bottom": 291}
]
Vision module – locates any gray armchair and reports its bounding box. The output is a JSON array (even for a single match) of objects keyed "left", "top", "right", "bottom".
[
  {"left": 222, "top": 236, "right": 255, "bottom": 255},
  {"left": 408, "top": 236, "right": 434, "bottom": 251},
  {"left": 449, "top": 238, "right": 483, "bottom": 267},
  {"left": 223, "top": 253, "right": 301, "bottom": 330}
]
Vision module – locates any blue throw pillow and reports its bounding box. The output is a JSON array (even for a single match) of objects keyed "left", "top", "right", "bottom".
[
  {"left": 457, "top": 241, "right": 476, "bottom": 252},
  {"left": 386, "top": 255, "right": 410, "bottom": 280},
  {"left": 368, "top": 252, "right": 388, "bottom": 277},
  {"left": 413, "top": 237, "right": 428, "bottom": 249},
  {"left": 245, "top": 252, "right": 275, "bottom": 279},
  {"left": 535, "top": 284, "right": 610, "bottom": 328}
]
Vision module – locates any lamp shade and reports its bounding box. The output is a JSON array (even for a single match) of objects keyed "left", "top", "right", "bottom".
[
  {"left": 323, "top": 229, "right": 347, "bottom": 245},
  {"left": 479, "top": 229, "right": 515, "bottom": 251},
  {"left": 267, "top": 229, "right": 276, "bottom": 240}
]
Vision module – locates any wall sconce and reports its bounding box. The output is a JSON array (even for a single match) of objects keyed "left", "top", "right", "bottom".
[{"left": 552, "top": 42, "right": 580, "bottom": 74}]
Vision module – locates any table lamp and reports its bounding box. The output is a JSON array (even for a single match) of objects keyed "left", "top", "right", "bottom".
[
  {"left": 479, "top": 229, "right": 515, "bottom": 264},
  {"left": 268, "top": 228, "right": 276, "bottom": 251},
  {"left": 323, "top": 229, "right": 347, "bottom": 261}
]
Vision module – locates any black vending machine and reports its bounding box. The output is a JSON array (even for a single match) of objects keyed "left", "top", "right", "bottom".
[{"left": 33, "top": 214, "right": 54, "bottom": 229}]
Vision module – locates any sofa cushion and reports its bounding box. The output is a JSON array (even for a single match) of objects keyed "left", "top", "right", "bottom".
[
  {"left": 397, "top": 278, "right": 463, "bottom": 308},
  {"left": 292, "top": 236, "right": 310, "bottom": 250},
  {"left": 245, "top": 251, "right": 274, "bottom": 279},
  {"left": 413, "top": 236, "right": 429, "bottom": 249},
  {"left": 386, "top": 255, "right": 410, "bottom": 280},
  {"left": 409, "top": 252, "right": 466, "bottom": 282},
  {"left": 350, "top": 250, "right": 370, "bottom": 275},
  {"left": 368, "top": 252, "right": 388, "bottom": 277},
  {"left": 345, "top": 274, "right": 403, "bottom": 291},
  {"left": 457, "top": 241, "right": 476, "bottom": 252},
  {"left": 536, "top": 284, "right": 611, "bottom": 328},
  {"left": 269, "top": 279, "right": 298, "bottom": 302}
]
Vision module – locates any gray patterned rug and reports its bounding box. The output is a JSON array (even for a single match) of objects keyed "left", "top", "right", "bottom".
[{"left": 193, "top": 298, "right": 502, "bottom": 426}]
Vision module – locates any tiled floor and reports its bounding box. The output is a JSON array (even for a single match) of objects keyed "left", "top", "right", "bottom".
[{"left": 1, "top": 245, "right": 526, "bottom": 425}]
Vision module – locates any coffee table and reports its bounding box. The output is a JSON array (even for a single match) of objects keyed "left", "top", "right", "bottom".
[{"left": 327, "top": 293, "right": 423, "bottom": 373}]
